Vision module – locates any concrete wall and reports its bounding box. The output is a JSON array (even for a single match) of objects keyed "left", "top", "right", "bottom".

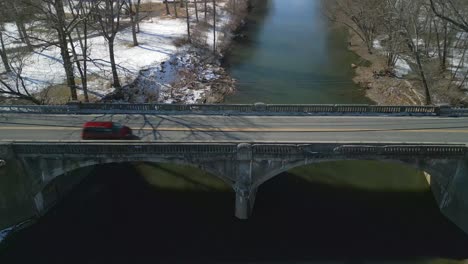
[{"left": 0, "top": 146, "right": 36, "bottom": 230}]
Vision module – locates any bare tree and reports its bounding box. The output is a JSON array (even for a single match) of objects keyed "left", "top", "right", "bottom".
[
  {"left": 27, "top": 0, "right": 82, "bottom": 101},
  {"left": 66, "top": 0, "right": 98, "bottom": 102},
  {"left": 430, "top": 0, "right": 468, "bottom": 33},
  {"left": 397, "top": 0, "right": 433, "bottom": 105},
  {"left": 96, "top": 0, "right": 125, "bottom": 89},
  {"left": 124, "top": 0, "right": 142, "bottom": 46},
  {"left": 0, "top": 54, "right": 42, "bottom": 104},
  {"left": 164, "top": 0, "right": 170, "bottom": 15},
  {"left": 194, "top": 0, "right": 199, "bottom": 22},
  {"left": 326, "top": 0, "right": 383, "bottom": 54},
  {"left": 7, "top": 1, "right": 33, "bottom": 51},
  {"left": 213, "top": 0, "right": 216, "bottom": 53},
  {"left": 186, "top": 0, "right": 191, "bottom": 42},
  {"left": 0, "top": 30, "right": 11, "bottom": 73},
  {"left": 173, "top": 0, "right": 178, "bottom": 18},
  {"left": 0, "top": 12, "right": 11, "bottom": 73},
  {"left": 378, "top": 0, "right": 406, "bottom": 68}
]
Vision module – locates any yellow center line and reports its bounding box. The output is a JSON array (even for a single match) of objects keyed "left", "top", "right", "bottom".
[{"left": 0, "top": 126, "right": 468, "bottom": 133}]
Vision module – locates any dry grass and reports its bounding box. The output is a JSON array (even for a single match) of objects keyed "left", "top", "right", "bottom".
[{"left": 38, "top": 83, "right": 100, "bottom": 104}]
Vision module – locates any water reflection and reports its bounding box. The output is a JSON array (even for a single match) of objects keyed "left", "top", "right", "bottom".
[
  {"left": 1, "top": 163, "right": 467, "bottom": 263},
  {"left": 224, "top": 0, "right": 371, "bottom": 104}
]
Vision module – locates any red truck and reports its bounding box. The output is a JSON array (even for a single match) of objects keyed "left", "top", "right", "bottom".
[{"left": 81, "top": 121, "right": 133, "bottom": 140}]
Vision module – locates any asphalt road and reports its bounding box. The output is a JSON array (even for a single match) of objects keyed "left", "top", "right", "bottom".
[{"left": 0, "top": 113, "right": 468, "bottom": 144}]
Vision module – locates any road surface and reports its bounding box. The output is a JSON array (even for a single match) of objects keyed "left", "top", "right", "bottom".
[{"left": 0, "top": 114, "right": 468, "bottom": 144}]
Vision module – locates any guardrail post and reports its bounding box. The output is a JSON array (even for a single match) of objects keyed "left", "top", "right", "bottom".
[
  {"left": 253, "top": 102, "right": 266, "bottom": 112},
  {"left": 437, "top": 105, "right": 452, "bottom": 116},
  {"left": 66, "top": 101, "right": 81, "bottom": 113}
]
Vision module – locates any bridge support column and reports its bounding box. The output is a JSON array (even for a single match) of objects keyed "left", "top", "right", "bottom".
[
  {"left": 422, "top": 159, "right": 468, "bottom": 234},
  {"left": 233, "top": 143, "right": 258, "bottom": 219},
  {"left": 234, "top": 185, "right": 257, "bottom": 219},
  {"left": 432, "top": 160, "right": 468, "bottom": 234}
]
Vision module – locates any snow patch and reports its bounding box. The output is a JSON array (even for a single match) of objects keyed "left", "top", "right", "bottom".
[
  {"left": 394, "top": 58, "right": 412, "bottom": 78},
  {"left": 373, "top": 39, "right": 383, "bottom": 50}
]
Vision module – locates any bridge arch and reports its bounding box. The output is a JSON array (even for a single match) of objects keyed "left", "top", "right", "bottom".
[
  {"left": 38, "top": 158, "right": 235, "bottom": 191},
  {"left": 253, "top": 158, "right": 446, "bottom": 189}
]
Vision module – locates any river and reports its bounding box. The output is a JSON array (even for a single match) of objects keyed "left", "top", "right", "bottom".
[
  {"left": 224, "top": 0, "right": 371, "bottom": 104},
  {"left": 1, "top": 0, "right": 468, "bottom": 263}
]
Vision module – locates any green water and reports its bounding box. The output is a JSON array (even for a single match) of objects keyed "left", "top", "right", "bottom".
[
  {"left": 1, "top": 0, "right": 468, "bottom": 263},
  {"left": 224, "top": 0, "right": 372, "bottom": 104}
]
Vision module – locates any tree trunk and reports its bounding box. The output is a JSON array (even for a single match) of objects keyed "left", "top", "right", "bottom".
[
  {"left": 173, "top": 0, "right": 178, "bottom": 17},
  {"left": 136, "top": 0, "right": 141, "bottom": 33},
  {"left": 441, "top": 21, "right": 448, "bottom": 71},
  {"left": 131, "top": 14, "right": 139, "bottom": 46},
  {"left": 194, "top": 0, "right": 199, "bottom": 22},
  {"left": 81, "top": 19, "right": 89, "bottom": 102},
  {"left": 108, "top": 39, "right": 121, "bottom": 88},
  {"left": 55, "top": 0, "right": 78, "bottom": 101},
  {"left": 60, "top": 38, "right": 78, "bottom": 101},
  {"left": 204, "top": 0, "right": 207, "bottom": 20},
  {"left": 11, "top": 1, "right": 32, "bottom": 51},
  {"left": 213, "top": 0, "right": 216, "bottom": 54},
  {"left": 434, "top": 19, "right": 443, "bottom": 70},
  {"left": 410, "top": 42, "right": 432, "bottom": 105},
  {"left": 165, "top": 0, "right": 171, "bottom": 15},
  {"left": 70, "top": 25, "right": 90, "bottom": 102},
  {"left": 0, "top": 31, "right": 11, "bottom": 73},
  {"left": 17, "top": 22, "right": 32, "bottom": 50},
  {"left": 186, "top": 0, "right": 191, "bottom": 42}
]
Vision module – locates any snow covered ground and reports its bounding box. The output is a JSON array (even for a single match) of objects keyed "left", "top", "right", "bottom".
[
  {"left": 1, "top": 17, "right": 187, "bottom": 96},
  {"left": 0, "top": 0, "right": 235, "bottom": 103},
  {"left": 373, "top": 34, "right": 468, "bottom": 80}
]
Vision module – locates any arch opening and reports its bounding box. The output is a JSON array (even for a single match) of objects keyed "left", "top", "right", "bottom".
[
  {"left": 256, "top": 159, "right": 431, "bottom": 192},
  {"left": 34, "top": 160, "right": 234, "bottom": 222}
]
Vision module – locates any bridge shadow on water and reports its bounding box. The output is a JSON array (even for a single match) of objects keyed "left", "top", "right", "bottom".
[{"left": 1, "top": 163, "right": 468, "bottom": 263}]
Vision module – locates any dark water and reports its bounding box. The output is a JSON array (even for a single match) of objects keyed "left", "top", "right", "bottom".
[
  {"left": 1, "top": 163, "right": 468, "bottom": 263},
  {"left": 2, "top": 0, "right": 468, "bottom": 263}
]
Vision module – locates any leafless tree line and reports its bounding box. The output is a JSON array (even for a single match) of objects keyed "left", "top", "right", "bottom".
[
  {"left": 326, "top": 0, "right": 468, "bottom": 105},
  {"left": 0, "top": 0, "right": 145, "bottom": 104},
  {"left": 0, "top": 0, "right": 248, "bottom": 104}
]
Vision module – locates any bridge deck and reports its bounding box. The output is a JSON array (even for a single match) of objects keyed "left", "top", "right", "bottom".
[{"left": 0, "top": 114, "right": 468, "bottom": 144}]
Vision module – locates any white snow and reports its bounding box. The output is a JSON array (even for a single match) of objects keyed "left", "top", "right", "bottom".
[
  {"left": 373, "top": 39, "right": 383, "bottom": 50},
  {"left": 457, "top": 32, "right": 468, "bottom": 41},
  {"left": 394, "top": 57, "right": 412, "bottom": 78},
  {"left": 1, "top": 17, "right": 187, "bottom": 95},
  {"left": 0, "top": 0, "right": 235, "bottom": 103}
]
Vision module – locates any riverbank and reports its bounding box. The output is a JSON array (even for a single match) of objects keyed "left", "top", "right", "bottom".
[
  {"left": 346, "top": 28, "right": 468, "bottom": 106},
  {"left": 346, "top": 30, "right": 426, "bottom": 105},
  {"left": 110, "top": 0, "right": 250, "bottom": 104},
  {"left": 0, "top": 0, "right": 250, "bottom": 105}
]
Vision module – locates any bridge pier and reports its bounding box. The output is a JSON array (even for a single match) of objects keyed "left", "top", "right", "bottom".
[
  {"left": 233, "top": 143, "right": 258, "bottom": 219},
  {"left": 234, "top": 186, "right": 258, "bottom": 219},
  {"left": 425, "top": 159, "right": 468, "bottom": 234}
]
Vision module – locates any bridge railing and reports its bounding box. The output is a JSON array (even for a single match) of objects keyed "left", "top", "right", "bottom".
[
  {"left": 8, "top": 142, "right": 467, "bottom": 159},
  {"left": 332, "top": 145, "right": 467, "bottom": 158},
  {"left": 0, "top": 103, "right": 464, "bottom": 116},
  {"left": 12, "top": 143, "right": 238, "bottom": 156}
]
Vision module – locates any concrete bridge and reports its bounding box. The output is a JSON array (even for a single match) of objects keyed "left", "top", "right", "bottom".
[{"left": 1, "top": 103, "right": 468, "bottom": 235}]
